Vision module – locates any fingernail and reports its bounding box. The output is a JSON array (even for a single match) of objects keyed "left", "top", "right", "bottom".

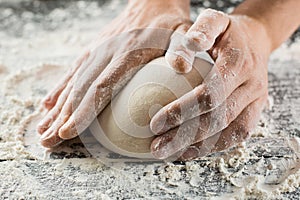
[
  {"left": 43, "top": 98, "right": 53, "bottom": 109},
  {"left": 37, "top": 124, "right": 47, "bottom": 134},
  {"left": 43, "top": 98, "right": 50, "bottom": 106},
  {"left": 37, "top": 117, "right": 52, "bottom": 134},
  {"left": 59, "top": 125, "right": 76, "bottom": 139},
  {"left": 43, "top": 96, "right": 51, "bottom": 103},
  {"left": 58, "top": 126, "right": 68, "bottom": 139},
  {"left": 40, "top": 136, "right": 63, "bottom": 148},
  {"left": 150, "top": 116, "right": 165, "bottom": 135}
]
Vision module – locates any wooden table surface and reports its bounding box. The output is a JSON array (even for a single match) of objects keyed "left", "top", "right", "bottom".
[{"left": 0, "top": 0, "right": 299, "bottom": 199}]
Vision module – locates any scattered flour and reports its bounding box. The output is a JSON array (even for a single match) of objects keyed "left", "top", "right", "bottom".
[{"left": 0, "top": 0, "right": 299, "bottom": 199}]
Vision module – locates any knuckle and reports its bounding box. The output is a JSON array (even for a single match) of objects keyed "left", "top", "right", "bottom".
[
  {"left": 240, "top": 60, "right": 252, "bottom": 76},
  {"left": 219, "top": 47, "right": 242, "bottom": 68},
  {"left": 166, "top": 103, "right": 182, "bottom": 124},
  {"left": 243, "top": 130, "right": 251, "bottom": 140},
  {"left": 255, "top": 79, "right": 267, "bottom": 91},
  {"left": 198, "top": 113, "right": 211, "bottom": 132},
  {"left": 204, "top": 92, "right": 217, "bottom": 110},
  {"left": 194, "top": 85, "right": 215, "bottom": 110},
  {"left": 226, "top": 104, "right": 236, "bottom": 124},
  {"left": 239, "top": 131, "right": 251, "bottom": 142},
  {"left": 233, "top": 52, "right": 255, "bottom": 76},
  {"left": 235, "top": 124, "right": 250, "bottom": 140}
]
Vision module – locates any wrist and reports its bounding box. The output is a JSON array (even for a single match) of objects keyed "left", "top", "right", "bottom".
[
  {"left": 232, "top": 0, "right": 300, "bottom": 52},
  {"left": 230, "top": 13, "right": 272, "bottom": 56}
]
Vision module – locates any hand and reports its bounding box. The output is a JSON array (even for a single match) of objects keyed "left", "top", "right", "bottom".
[
  {"left": 37, "top": 0, "right": 192, "bottom": 148},
  {"left": 150, "top": 9, "right": 271, "bottom": 160}
]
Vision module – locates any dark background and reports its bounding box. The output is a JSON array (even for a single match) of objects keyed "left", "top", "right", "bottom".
[{"left": 0, "top": 0, "right": 299, "bottom": 43}]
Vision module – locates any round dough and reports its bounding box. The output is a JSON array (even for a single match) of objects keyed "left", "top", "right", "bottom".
[{"left": 89, "top": 53, "right": 213, "bottom": 159}]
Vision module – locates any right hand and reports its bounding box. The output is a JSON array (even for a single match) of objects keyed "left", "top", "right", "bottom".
[
  {"left": 150, "top": 9, "right": 271, "bottom": 160},
  {"left": 37, "top": 0, "right": 192, "bottom": 148}
]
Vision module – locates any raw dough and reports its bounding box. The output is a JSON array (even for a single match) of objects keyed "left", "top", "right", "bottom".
[{"left": 89, "top": 53, "right": 213, "bottom": 159}]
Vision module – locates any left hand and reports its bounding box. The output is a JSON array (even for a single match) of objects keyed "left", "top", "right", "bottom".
[
  {"left": 37, "top": 0, "right": 192, "bottom": 147},
  {"left": 150, "top": 9, "right": 271, "bottom": 161}
]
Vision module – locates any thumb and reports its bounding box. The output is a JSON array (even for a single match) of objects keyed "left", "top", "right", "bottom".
[{"left": 184, "top": 9, "right": 230, "bottom": 52}]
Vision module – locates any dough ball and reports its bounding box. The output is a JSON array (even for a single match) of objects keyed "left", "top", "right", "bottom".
[
  {"left": 89, "top": 54, "right": 213, "bottom": 159},
  {"left": 128, "top": 83, "right": 177, "bottom": 127}
]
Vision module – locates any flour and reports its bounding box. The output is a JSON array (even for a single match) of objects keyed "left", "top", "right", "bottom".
[
  {"left": 0, "top": 64, "right": 6, "bottom": 74},
  {"left": 0, "top": 0, "right": 300, "bottom": 199}
]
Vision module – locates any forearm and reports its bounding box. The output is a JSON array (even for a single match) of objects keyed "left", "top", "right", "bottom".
[
  {"left": 127, "top": 0, "right": 190, "bottom": 18},
  {"left": 232, "top": 0, "right": 300, "bottom": 51},
  {"left": 128, "top": 0, "right": 190, "bottom": 8}
]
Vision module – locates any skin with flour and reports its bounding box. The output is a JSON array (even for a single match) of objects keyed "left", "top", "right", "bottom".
[{"left": 37, "top": 0, "right": 300, "bottom": 160}]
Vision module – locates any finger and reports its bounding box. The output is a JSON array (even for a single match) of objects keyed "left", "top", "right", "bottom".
[
  {"left": 42, "top": 32, "right": 117, "bottom": 113},
  {"left": 150, "top": 81, "right": 266, "bottom": 159},
  {"left": 37, "top": 85, "right": 73, "bottom": 134},
  {"left": 183, "top": 9, "right": 230, "bottom": 52},
  {"left": 179, "top": 97, "right": 267, "bottom": 161},
  {"left": 37, "top": 49, "right": 103, "bottom": 135},
  {"left": 39, "top": 49, "right": 112, "bottom": 147},
  {"left": 40, "top": 127, "right": 64, "bottom": 148},
  {"left": 39, "top": 28, "right": 172, "bottom": 145},
  {"left": 37, "top": 52, "right": 96, "bottom": 134},
  {"left": 42, "top": 51, "right": 90, "bottom": 110},
  {"left": 151, "top": 47, "right": 248, "bottom": 135},
  {"left": 58, "top": 48, "right": 164, "bottom": 139},
  {"left": 40, "top": 96, "right": 74, "bottom": 147},
  {"left": 166, "top": 23, "right": 195, "bottom": 73}
]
